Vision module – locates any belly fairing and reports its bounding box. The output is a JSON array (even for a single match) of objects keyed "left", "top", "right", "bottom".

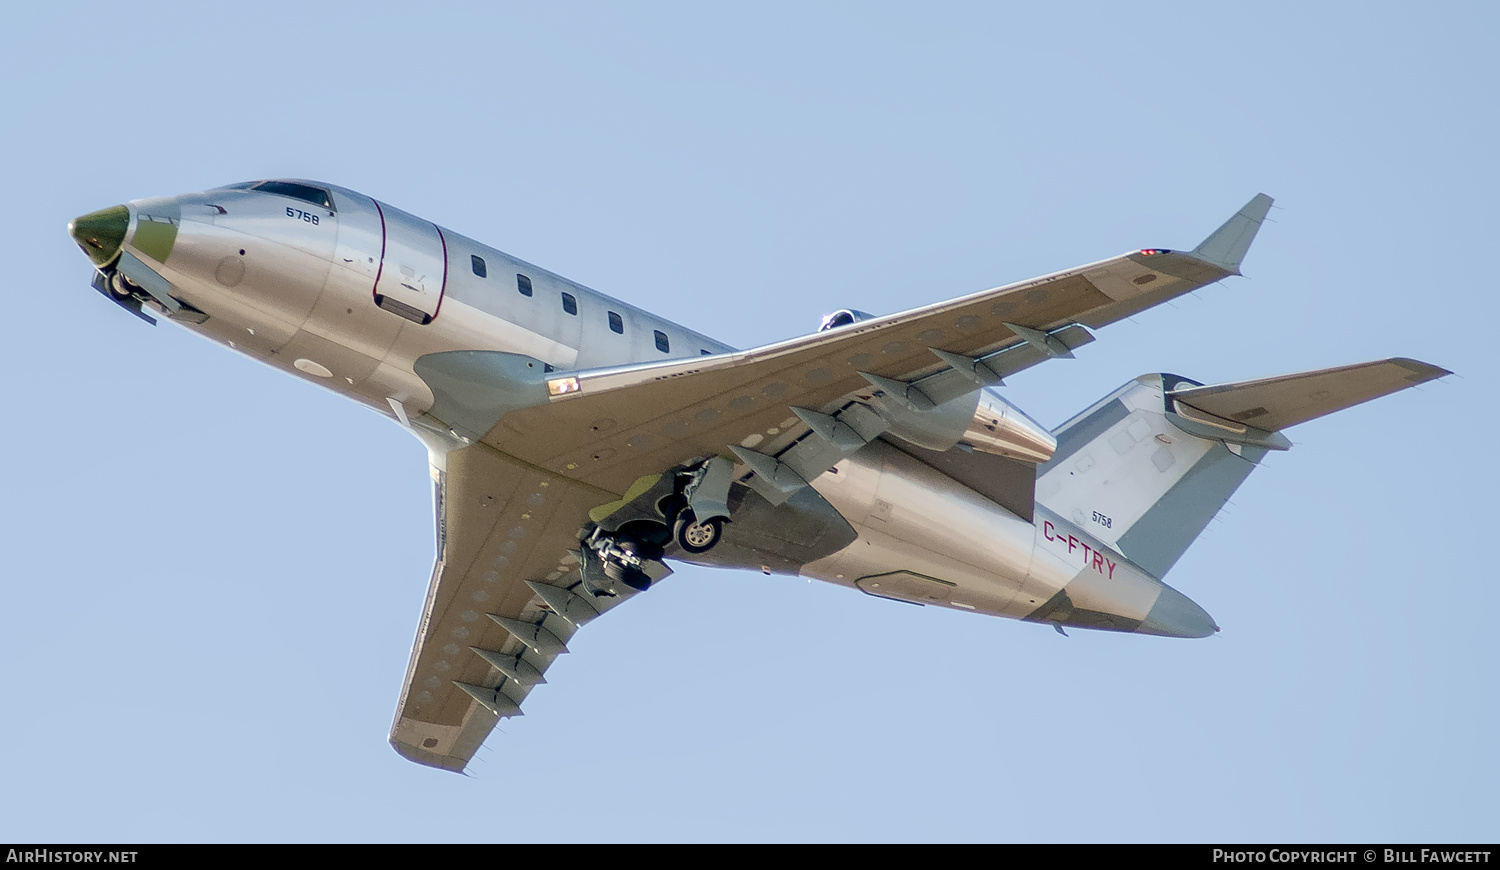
[{"left": 799, "top": 441, "right": 1051, "bottom": 618}]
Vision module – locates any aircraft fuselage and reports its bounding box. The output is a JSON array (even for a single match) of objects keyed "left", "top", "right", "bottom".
[{"left": 69, "top": 179, "right": 1220, "bottom": 639}]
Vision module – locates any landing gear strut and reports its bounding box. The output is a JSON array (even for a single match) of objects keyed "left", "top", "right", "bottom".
[{"left": 580, "top": 529, "right": 665, "bottom": 598}]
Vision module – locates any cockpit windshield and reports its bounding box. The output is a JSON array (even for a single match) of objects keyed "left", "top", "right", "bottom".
[{"left": 220, "top": 180, "right": 333, "bottom": 210}]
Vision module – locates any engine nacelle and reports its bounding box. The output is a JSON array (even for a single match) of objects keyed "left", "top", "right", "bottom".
[
  {"left": 818, "top": 308, "right": 874, "bottom": 332},
  {"left": 873, "top": 388, "right": 1056, "bottom": 462},
  {"left": 964, "top": 392, "right": 1057, "bottom": 463}
]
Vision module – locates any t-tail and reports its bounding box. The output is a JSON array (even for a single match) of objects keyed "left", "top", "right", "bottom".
[{"left": 1028, "top": 358, "right": 1449, "bottom": 637}]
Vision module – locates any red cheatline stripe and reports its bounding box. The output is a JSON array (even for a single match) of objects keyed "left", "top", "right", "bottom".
[
  {"left": 432, "top": 222, "right": 448, "bottom": 322},
  {"left": 371, "top": 198, "right": 388, "bottom": 305}
]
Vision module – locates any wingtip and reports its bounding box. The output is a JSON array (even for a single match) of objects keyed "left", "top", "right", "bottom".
[
  {"left": 1245, "top": 192, "right": 1275, "bottom": 217},
  {"left": 1389, "top": 357, "right": 1453, "bottom": 383},
  {"left": 389, "top": 736, "right": 469, "bottom": 773},
  {"left": 1190, "top": 193, "right": 1275, "bottom": 275}
]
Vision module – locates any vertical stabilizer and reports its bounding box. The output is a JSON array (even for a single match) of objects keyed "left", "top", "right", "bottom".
[
  {"left": 1036, "top": 358, "right": 1446, "bottom": 580},
  {"left": 1036, "top": 375, "right": 1262, "bottom": 580}
]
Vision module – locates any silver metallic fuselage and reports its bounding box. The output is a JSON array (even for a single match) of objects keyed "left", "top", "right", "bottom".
[
  {"left": 84, "top": 180, "right": 1214, "bottom": 639},
  {"left": 145, "top": 184, "right": 730, "bottom": 418}
]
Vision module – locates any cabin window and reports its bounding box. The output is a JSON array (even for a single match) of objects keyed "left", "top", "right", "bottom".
[
  {"left": 654, "top": 330, "right": 670, "bottom": 353},
  {"left": 470, "top": 255, "right": 487, "bottom": 278},
  {"left": 561, "top": 292, "right": 577, "bottom": 315},
  {"left": 517, "top": 274, "right": 533, "bottom": 297},
  {"left": 608, "top": 311, "right": 624, "bottom": 334}
]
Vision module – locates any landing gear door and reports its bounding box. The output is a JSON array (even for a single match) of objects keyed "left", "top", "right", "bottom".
[{"left": 373, "top": 201, "right": 446, "bottom": 325}]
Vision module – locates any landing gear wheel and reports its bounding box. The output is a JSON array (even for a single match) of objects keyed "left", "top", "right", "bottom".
[
  {"left": 108, "top": 272, "right": 136, "bottom": 300},
  {"left": 673, "top": 512, "right": 724, "bottom": 554},
  {"left": 604, "top": 559, "right": 653, "bottom": 592}
]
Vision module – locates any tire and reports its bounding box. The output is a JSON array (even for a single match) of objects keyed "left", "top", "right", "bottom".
[
  {"left": 603, "top": 559, "right": 652, "bottom": 592},
  {"left": 109, "top": 272, "right": 136, "bottom": 299},
  {"left": 673, "top": 512, "right": 724, "bottom": 554}
]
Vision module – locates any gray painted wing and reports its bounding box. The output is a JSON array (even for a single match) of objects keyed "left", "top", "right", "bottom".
[
  {"left": 388, "top": 443, "right": 637, "bottom": 772},
  {"left": 450, "top": 199, "right": 1270, "bottom": 497},
  {"left": 1167, "top": 358, "right": 1451, "bottom": 432}
]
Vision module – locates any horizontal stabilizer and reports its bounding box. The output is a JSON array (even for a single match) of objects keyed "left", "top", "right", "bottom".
[
  {"left": 1191, "top": 193, "right": 1273, "bottom": 275},
  {"left": 1168, "top": 358, "right": 1450, "bottom": 432}
]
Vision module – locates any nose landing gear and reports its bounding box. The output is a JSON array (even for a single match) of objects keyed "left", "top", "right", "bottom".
[
  {"left": 89, "top": 268, "right": 155, "bottom": 324},
  {"left": 108, "top": 271, "right": 139, "bottom": 300}
]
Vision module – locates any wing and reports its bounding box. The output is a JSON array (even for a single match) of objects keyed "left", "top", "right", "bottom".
[
  {"left": 388, "top": 442, "right": 648, "bottom": 772},
  {"left": 420, "top": 195, "right": 1274, "bottom": 499}
]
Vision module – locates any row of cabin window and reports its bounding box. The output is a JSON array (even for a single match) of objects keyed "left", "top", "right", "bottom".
[{"left": 472, "top": 254, "right": 675, "bottom": 354}]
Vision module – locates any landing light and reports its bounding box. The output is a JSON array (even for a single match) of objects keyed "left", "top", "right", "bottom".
[
  {"left": 548, "top": 377, "right": 580, "bottom": 396},
  {"left": 1139, "top": 248, "right": 1172, "bottom": 256}
]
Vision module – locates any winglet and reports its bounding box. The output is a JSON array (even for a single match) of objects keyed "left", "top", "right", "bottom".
[{"left": 1191, "top": 193, "right": 1273, "bottom": 276}]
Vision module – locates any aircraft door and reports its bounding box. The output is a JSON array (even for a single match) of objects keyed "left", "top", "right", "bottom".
[{"left": 373, "top": 200, "right": 447, "bottom": 325}]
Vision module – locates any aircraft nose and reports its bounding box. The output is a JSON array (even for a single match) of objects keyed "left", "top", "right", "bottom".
[
  {"left": 1136, "top": 584, "right": 1219, "bottom": 638},
  {"left": 68, "top": 205, "right": 130, "bottom": 267}
]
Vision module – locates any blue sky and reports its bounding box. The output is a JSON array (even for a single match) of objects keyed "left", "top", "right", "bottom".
[{"left": 1, "top": 1, "right": 1494, "bottom": 842}]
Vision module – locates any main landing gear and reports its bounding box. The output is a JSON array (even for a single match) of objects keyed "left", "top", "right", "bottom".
[
  {"left": 578, "top": 457, "right": 735, "bottom": 598},
  {"left": 672, "top": 509, "right": 724, "bottom": 554},
  {"left": 579, "top": 528, "right": 661, "bottom": 597},
  {"left": 668, "top": 455, "right": 732, "bottom": 555}
]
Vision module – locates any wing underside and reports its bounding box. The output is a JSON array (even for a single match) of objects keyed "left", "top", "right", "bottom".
[{"left": 388, "top": 443, "right": 642, "bottom": 771}]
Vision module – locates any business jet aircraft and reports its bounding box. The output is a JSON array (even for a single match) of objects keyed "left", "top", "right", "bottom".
[{"left": 67, "top": 182, "right": 1446, "bottom": 772}]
